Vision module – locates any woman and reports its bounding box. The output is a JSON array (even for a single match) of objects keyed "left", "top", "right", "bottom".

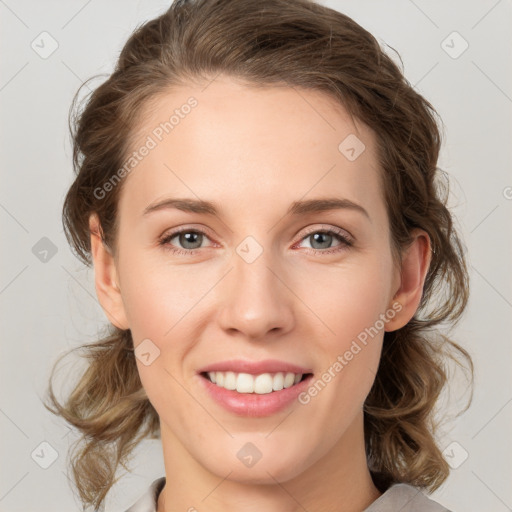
[{"left": 45, "top": 0, "right": 473, "bottom": 511}]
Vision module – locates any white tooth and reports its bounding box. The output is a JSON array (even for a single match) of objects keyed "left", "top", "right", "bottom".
[
  {"left": 272, "top": 372, "right": 284, "bottom": 391},
  {"left": 223, "top": 371, "right": 237, "bottom": 390},
  {"left": 210, "top": 371, "right": 303, "bottom": 393},
  {"left": 254, "top": 373, "right": 273, "bottom": 394},
  {"left": 236, "top": 373, "right": 254, "bottom": 393},
  {"left": 283, "top": 372, "right": 295, "bottom": 388}
]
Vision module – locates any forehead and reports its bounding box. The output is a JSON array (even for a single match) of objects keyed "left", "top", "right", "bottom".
[{"left": 118, "top": 76, "right": 383, "bottom": 222}]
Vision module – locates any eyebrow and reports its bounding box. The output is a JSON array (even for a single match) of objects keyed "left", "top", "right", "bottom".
[{"left": 142, "top": 197, "right": 370, "bottom": 219}]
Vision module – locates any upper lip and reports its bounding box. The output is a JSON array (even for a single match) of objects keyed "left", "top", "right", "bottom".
[{"left": 197, "top": 359, "right": 313, "bottom": 375}]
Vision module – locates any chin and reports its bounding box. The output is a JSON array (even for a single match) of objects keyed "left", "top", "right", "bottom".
[
  {"left": 203, "top": 446, "right": 311, "bottom": 484},
  {"left": 219, "top": 464, "right": 306, "bottom": 485}
]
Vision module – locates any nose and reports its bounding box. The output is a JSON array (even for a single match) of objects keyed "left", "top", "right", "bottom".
[{"left": 216, "top": 246, "right": 295, "bottom": 341}]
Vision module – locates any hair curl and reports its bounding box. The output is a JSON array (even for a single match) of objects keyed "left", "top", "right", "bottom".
[{"left": 45, "top": 0, "right": 474, "bottom": 509}]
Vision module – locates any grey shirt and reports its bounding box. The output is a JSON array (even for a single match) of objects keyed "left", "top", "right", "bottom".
[{"left": 125, "top": 477, "right": 452, "bottom": 511}]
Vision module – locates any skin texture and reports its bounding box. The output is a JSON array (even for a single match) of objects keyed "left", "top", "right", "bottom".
[{"left": 89, "top": 75, "right": 431, "bottom": 512}]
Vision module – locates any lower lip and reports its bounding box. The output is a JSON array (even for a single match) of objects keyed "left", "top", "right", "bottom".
[{"left": 198, "top": 373, "right": 314, "bottom": 417}]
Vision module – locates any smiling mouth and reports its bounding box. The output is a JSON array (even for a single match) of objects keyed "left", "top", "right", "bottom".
[{"left": 200, "top": 371, "right": 313, "bottom": 394}]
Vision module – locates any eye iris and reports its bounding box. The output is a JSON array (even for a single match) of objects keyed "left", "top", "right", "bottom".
[
  {"left": 180, "top": 231, "right": 202, "bottom": 249},
  {"left": 310, "top": 232, "right": 332, "bottom": 250}
]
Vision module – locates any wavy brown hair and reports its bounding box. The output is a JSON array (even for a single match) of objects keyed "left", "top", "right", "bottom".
[{"left": 44, "top": 0, "right": 474, "bottom": 509}]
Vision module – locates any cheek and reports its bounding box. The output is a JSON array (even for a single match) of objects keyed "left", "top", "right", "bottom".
[
  {"left": 297, "top": 256, "right": 393, "bottom": 342},
  {"left": 116, "top": 249, "right": 219, "bottom": 389},
  {"left": 118, "top": 251, "right": 200, "bottom": 339},
  {"left": 295, "top": 256, "right": 392, "bottom": 401}
]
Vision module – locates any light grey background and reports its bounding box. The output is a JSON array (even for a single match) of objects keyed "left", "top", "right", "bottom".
[{"left": 1, "top": 1, "right": 511, "bottom": 511}]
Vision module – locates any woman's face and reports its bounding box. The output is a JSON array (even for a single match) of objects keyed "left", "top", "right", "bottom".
[{"left": 97, "top": 76, "right": 405, "bottom": 483}]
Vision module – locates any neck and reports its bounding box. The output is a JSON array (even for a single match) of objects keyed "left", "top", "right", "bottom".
[{"left": 157, "top": 412, "right": 381, "bottom": 512}]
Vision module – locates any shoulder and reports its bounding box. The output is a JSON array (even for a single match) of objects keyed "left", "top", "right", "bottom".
[
  {"left": 363, "top": 483, "right": 452, "bottom": 512},
  {"left": 124, "top": 477, "right": 166, "bottom": 512},
  {"left": 123, "top": 478, "right": 451, "bottom": 512}
]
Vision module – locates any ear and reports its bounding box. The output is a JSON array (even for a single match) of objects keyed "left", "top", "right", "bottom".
[
  {"left": 385, "top": 228, "right": 432, "bottom": 332},
  {"left": 89, "top": 213, "right": 130, "bottom": 330}
]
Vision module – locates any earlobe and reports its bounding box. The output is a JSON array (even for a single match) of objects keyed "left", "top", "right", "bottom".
[
  {"left": 89, "top": 213, "right": 129, "bottom": 330},
  {"left": 385, "top": 229, "right": 432, "bottom": 332}
]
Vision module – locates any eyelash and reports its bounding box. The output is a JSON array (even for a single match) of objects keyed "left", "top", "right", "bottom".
[{"left": 158, "top": 226, "right": 353, "bottom": 257}]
